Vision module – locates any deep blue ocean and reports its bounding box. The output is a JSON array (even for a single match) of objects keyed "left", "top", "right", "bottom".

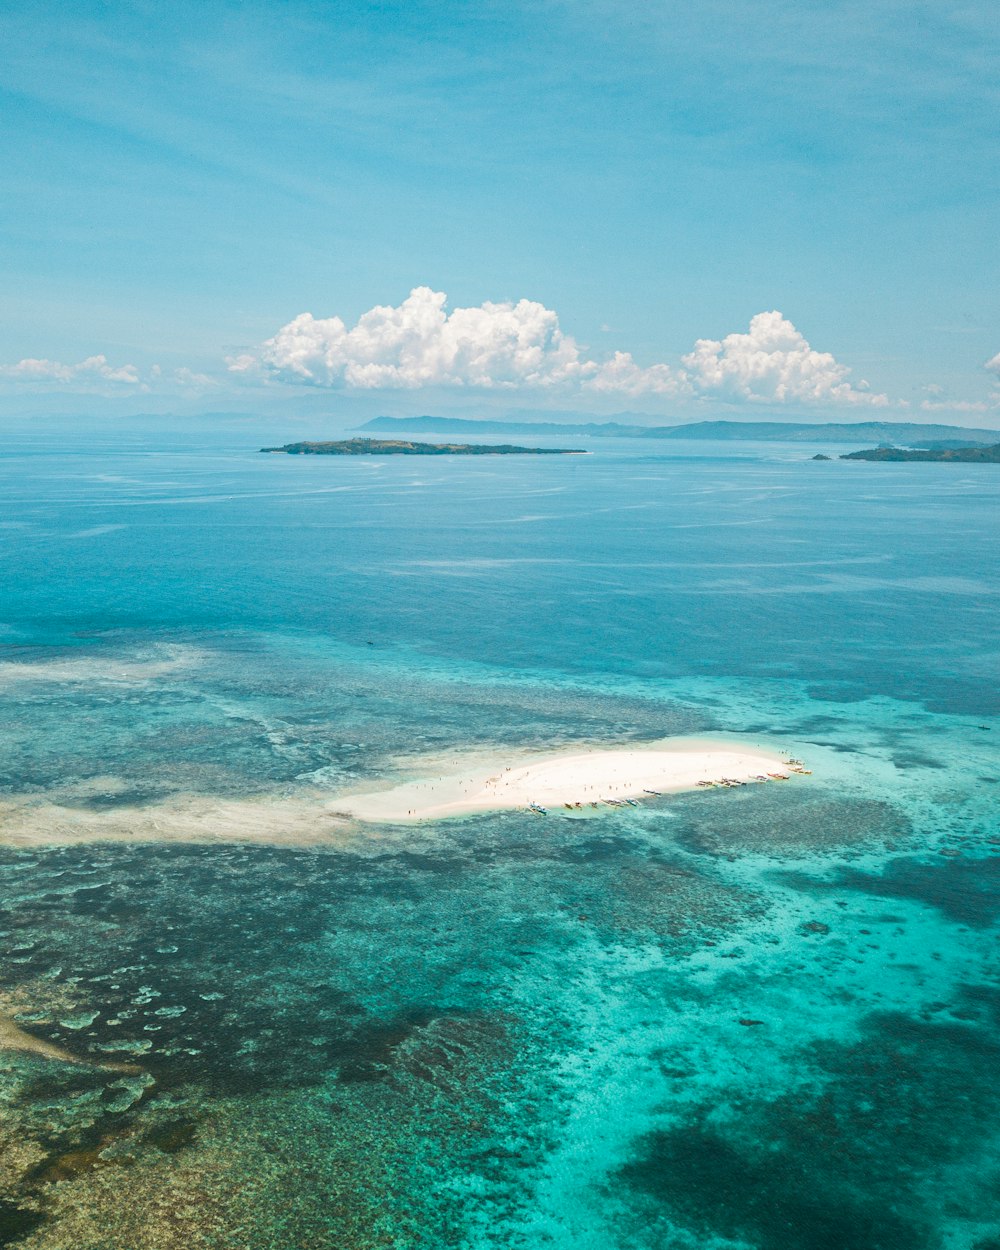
[{"left": 0, "top": 427, "right": 997, "bottom": 1249}]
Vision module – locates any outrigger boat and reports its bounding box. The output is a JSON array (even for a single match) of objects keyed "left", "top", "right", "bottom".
[
  {"left": 624, "top": 797, "right": 640, "bottom": 807},
  {"left": 643, "top": 789, "right": 662, "bottom": 796},
  {"left": 529, "top": 803, "right": 548, "bottom": 814}
]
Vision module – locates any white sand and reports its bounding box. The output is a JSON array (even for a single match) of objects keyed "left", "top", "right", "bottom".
[{"left": 336, "top": 739, "right": 797, "bottom": 823}]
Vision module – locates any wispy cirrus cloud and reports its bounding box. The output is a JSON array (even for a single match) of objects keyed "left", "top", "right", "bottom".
[
  {"left": 918, "top": 354, "right": 1000, "bottom": 412},
  {"left": 919, "top": 398, "right": 995, "bottom": 413},
  {"left": 233, "top": 287, "right": 888, "bottom": 407}
]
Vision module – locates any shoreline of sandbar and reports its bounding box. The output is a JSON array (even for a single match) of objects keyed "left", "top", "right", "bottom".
[{"left": 335, "top": 739, "right": 801, "bottom": 823}]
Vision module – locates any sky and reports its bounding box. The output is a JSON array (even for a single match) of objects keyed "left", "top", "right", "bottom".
[{"left": 1, "top": 0, "right": 998, "bottom": 424}]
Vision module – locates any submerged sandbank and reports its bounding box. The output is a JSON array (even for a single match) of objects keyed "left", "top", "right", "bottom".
[
  {"left": 0, "top": 1014, "right": 139, "bottom": 1072},
  {"left": 336, "top": 739, "right": 799, "bottom": 823},
  {"left": 0, "top": 794, "right": 364, "bottom": 850}
]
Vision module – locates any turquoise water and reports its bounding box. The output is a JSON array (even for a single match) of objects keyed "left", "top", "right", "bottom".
[{"left": 0, "top": 430, "right": 997, "bottom": 1248}]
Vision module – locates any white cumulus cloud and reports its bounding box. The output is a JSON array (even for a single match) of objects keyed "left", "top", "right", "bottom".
[
  {"left": 586, "top": 351, "right": 688, "bottom": 397},
  {"left": 0, "top": 355, "right": 143, "bottom": 386},
  {"left": 241, "top": 286, "right": 589, "bottom": 390},
  {"left": 680, "top": 311, "right": 888, "bottom": 407},
  {"left": 986, "top": 351, "right": 1000, "bottom": 375},
  {"left": 173, "top": 367, "right": 217, "bottom": 388},
  {"left": 236, "top": 289, "right": 889, "bottom": 407}
]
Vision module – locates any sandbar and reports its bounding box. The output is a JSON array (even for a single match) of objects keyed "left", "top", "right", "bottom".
[
  {"left": 335, "top": 739, "right": 798, "bottom": 823},
  {"left": 0, "top": 741, "right": 804, "bottom": 847}
]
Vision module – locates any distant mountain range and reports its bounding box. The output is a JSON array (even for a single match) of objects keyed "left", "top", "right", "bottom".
[
  {"left": 359, "top": 416, "right": 1000, "bottom": 446},
  {"left": 361, "top": 415, "right": 640, "bottom": 437}
]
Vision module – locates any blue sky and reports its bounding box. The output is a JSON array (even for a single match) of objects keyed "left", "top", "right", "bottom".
[{"left": 2, "top": 0, "right": 998, "bottom": 422}]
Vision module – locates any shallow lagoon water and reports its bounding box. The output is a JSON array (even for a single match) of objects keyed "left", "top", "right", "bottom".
[{"left": 0, "top": 430, "right": 997, "bottom": 1248}]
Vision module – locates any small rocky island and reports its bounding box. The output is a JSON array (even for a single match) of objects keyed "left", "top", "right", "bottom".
[
  {"left": 839, "top": 443, "right": 1000, "bottom": 462},
  {"left": 261, "top": 438, "right": 584, "bottom": 456}
]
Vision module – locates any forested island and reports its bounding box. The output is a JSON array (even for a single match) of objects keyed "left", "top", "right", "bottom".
[
  {"left": 260, "top": 438, "right": 584, "bottom": 456},
  {"left": 840, "top": 444, "right": 1000, "bottom": 462}
]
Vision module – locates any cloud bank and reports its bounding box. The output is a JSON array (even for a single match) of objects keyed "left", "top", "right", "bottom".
[
  {"left": 0, "top": 358, "right": 226, "bottom": 396},
  {"left": 919, "top": 353, "right": 1000, "bottom": 412},
  {"left": 0, "top": 355, "right": 142, "bottom": 386},
  {"left": 233, "top": 287, "right": 888, "bottom": 407}
]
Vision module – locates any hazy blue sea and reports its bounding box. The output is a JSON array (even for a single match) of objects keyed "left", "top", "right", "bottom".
[{"left": 0, "top": 428, "right": 998, "bottom": 1249}]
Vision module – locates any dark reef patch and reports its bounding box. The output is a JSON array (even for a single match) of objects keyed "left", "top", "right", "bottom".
[
  {"left": 0, "top": 842, "right": 492, "bottom": 1098},
  {"left": 782, "top": 854, "right": 1000, "bottom": 927},
  {"left": 802, "top": 687, "right": 872, "bottom": 705},
  {"left": 614, "top": 1004, "right": 1000, "bottom": 1248},
  {"left": 0, "top": 828, "right": 745, "bottom": 1111},
  {"left": 0, "top": 1200, "right": 44, "bottom": 1248},
  {"left": 66, "top": 787, "right": 175, "bottom": 810},
  {"left": 617, "top": 1122, "right": 927, "bottom": 1250},
  {"left": 890, "top": 751, "right": 945, "bottom": 771},
  {"left": 673, "top": 787, "right": 909, "bottom": 856},
  {"left": 142, "top": 1117, "right": 198, "bottom": 1154}
]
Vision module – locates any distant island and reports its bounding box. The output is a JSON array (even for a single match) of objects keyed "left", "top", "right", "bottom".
[
  {"left": 360, "top": 415, "right": 1000, "bottom": 447},
  {"left": 260, "top": 438, "right": 584, "bottom": 456},
  {"left": 839, "top": 443, "right": 1000, "bottom": 462}
]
